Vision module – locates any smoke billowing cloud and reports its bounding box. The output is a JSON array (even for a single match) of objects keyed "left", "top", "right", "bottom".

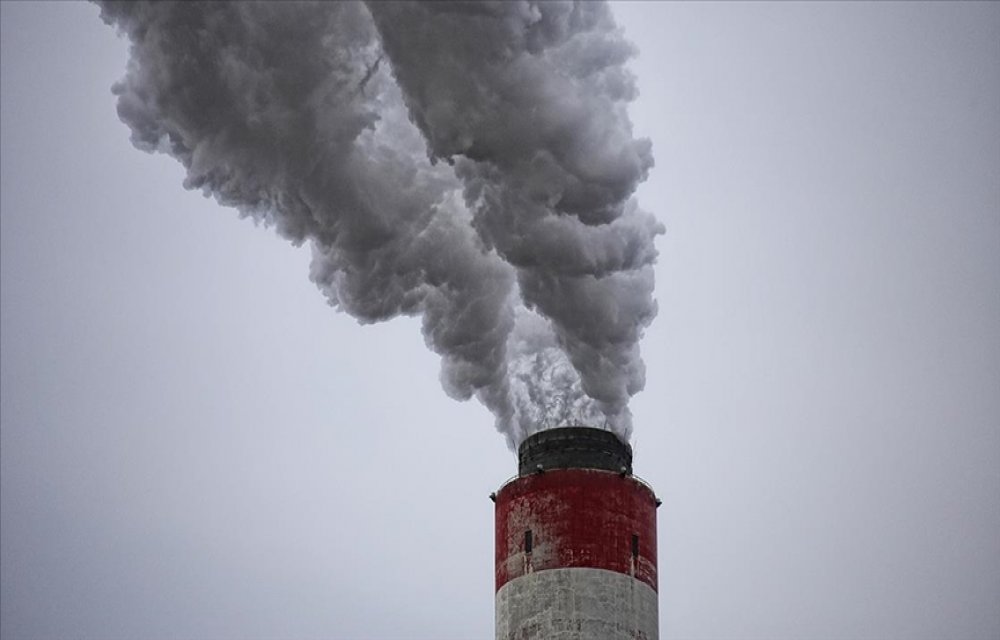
[{"left": 97, "top": 0, "right": 662, "bottom": 448}]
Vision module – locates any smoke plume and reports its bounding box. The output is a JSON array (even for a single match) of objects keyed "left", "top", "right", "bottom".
[{"left": 97, "top": 0, "right": 663, "bottom": 448}]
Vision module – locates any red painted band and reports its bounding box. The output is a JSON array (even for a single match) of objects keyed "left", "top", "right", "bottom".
[{"left": 494, "top": 468, "right": 658, "bottom": 592}]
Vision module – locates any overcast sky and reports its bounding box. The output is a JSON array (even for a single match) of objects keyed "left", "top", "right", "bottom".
[{"left": 2, "top": 2, "right": 998, "bottom": 639}]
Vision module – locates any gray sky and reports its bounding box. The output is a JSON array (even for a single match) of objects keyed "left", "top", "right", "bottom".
[{"left": 2, "top": 2, "right": 998, "bottom": 639}]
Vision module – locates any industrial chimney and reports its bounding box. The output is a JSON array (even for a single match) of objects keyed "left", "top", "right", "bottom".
[{"left": 493, "top": 426, "right": 660, "bottom": 639}]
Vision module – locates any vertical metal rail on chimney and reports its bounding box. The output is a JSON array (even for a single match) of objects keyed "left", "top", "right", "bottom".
[{"left": 493, "top": 426, "right": 660, "bottom": 640}]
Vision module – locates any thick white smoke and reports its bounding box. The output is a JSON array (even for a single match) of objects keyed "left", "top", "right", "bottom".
[{"left": 98, "top": 0, "right": 662, "bottom": 448}]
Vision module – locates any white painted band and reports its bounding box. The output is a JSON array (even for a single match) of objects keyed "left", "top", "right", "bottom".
[{"left": 495, "top": 567, "right": 658, "bottom": 640}]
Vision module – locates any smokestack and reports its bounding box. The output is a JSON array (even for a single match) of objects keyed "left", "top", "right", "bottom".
[{"left": 493, "top": 426, "right": 659, "bottom": 639}]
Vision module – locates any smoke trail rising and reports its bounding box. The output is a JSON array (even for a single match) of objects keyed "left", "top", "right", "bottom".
[{"left": 97, "top": 0, "right": 662, "bottom": 447}]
